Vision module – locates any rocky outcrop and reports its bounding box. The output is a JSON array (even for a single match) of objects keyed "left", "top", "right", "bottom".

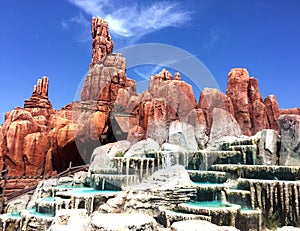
[
  {"left": 90, "top": 17, "right": 114, "bottom": 66},
  {"left": 24, "top": 76, "right": 52, "bottom": 109},
  {"left": 148, "top": 69, "right": 196, "bottom": 122},
  {"left": 279, "top": 108, "right": 300, "bottom": 115},
  {"left": 168, "top": 121, "right": 198, "bottom": 151},
  {"left": 226, "top": 68, "right": 269, "bottom": 136},
  {"left": 278, "top": 114, "right": 300, "bottom": 165},
  {"left": 264, "top": 95, "right": 280, "bottom": 130},
  {"left": 81, "top": 55, "right": 134, "bottom": 102},
  {"left": 257, "top": 129, "right": 279, "bottom": 165},
  {"left": 199, "top": 88, "right": 234, "bottom": 129},
  {"left": 124, "top": 138, "right": 159, "bottom": 158},
  {"left": 209, "top": 108, "right": 242, "bottom": 144},
  {"left": 1, "top": 85, "right": 54, "bottom": 176},
  {"left": 226, "top": 68, "right": 252, "bottom": 135}
]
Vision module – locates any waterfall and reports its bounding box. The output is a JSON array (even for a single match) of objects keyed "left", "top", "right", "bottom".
[
  {"left": 221, "top": 191, "right": 227, "bottom": 203},
  {"left": 162, "top": 152, "right": 172, "bottom": 170},
  {"left": 102, "top": 179, "right": 105, "bottom": 190},
  {"left": 140, "top": 159, "right": 144, "bottom": 180},
  {"left": 145, "top": 159, "right": 149, "bottom": 178}
]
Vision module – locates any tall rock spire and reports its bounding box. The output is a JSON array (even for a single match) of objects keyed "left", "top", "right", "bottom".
[
  {"left": 24, "top": 76, "right": 52, "bottom": 109},
  {"left": 90, "top": 17, "right": 114, "bottom": 67}
]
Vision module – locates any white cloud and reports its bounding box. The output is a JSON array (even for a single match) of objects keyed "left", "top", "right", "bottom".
[{"left": 67, "top": 0, "right": 191, "bottom": 41}]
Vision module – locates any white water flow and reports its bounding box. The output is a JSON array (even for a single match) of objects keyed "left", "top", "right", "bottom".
[
  {"left": 101, "top": 179, "right": 105, "bottom": 190},
  {"left": 162, "top": 152, "right": 172, "bottom": 170},
  {"left": 221, "top": 191, "right": 227, "bottom": 203}
]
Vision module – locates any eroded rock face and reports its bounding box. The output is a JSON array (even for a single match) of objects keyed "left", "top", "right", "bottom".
[
  {"left": 1, "top": 99, "right": 53, "bottom": 176},
  {"left": 90, "top": 17, "right": 114, "bottom": 66},
  {"left": 226, "top": 68, "right": 268, "bottom": 136},
  {"left": 149, "top": 69, "right": 196, "bottom": 122},
  {"left": 209, "top": 108, "right": 242, "bottom": 144},
  {"left": 279, "top": 114, "right": 300, "bottom": 165},
  {"left": 199, "top": 88, "right": 234, "bottom": 129},
  {"left": 168, "top": 120, "right": 198, "bottom": 151},
  {"left": 257, "top": 129, "right": 279, "bottom": 165},
  {"left": 24, "top": 76, "right": 52, "bottom": 109},
  {"left": 226, "top": 68, "right": 251, "bottom": 135},
  {"left": 264, "top": 95, "right": 280, "bottom": 130},
  {"left": 280, "top": 108, "right": 300, "bottom": 115},
  {"left": 124, "top": 138, "right": 159, "bottom": 158}
]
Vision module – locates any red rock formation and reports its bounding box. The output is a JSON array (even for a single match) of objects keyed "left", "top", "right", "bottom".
[
  {"left": 226, "top": 68, "right": 252, "bottom": 135},
  {"left": 198, "top": 88, "right": 234, "bottom": 129},
  {"left": 146, "top": 98, "right": 168, "bottom": 144},
  {"left": 264, "top": 95, "right": 280, "bottom": 130},
  {"left": 90, "top": 17, "right": 114, "bottom": 66},
  {"left": 148, "top": 69, "right": 196, "bottom": 122},
  {"left": 3, "top": 17, "right": 300, "bottom": 180},
  {"left": 279, "top": 108, "right": 300, "bottom": 115},
  {"left": 226, "top": 68, "right": 269, "bottom": 135},
  {"left": 24, "top": 76, "right": 52, "bottom": 109},
  {"left": 248, "top": 77, "right": 268, "bottom": 134},
  {"left": 127, "top": 125, "right": 145, "bottom": 143}
]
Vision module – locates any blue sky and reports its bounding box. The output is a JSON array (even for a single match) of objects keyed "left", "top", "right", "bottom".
[{"left": 1, "top": 0, "right": 300, "bottom": 124}]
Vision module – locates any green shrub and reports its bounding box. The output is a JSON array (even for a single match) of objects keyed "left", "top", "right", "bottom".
[{"left": 115, "top": 151, "right": 124, "bottom": 157}]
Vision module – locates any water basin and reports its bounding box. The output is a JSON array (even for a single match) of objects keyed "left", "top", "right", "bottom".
[
  {"left": 193, "top": 182, "right": 227, "bottom": 188},
  {"left": 186, "top": 201, "right": 236, "bottom": 208}
]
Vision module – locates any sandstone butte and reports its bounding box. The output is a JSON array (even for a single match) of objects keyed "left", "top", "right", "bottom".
[{"left": 0, "top": 17, "right": 299, "bottom": 178}]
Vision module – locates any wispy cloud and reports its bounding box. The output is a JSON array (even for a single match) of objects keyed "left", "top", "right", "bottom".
[
  {"left": 61, "top": 12, "right": 90, "bottom": 42},
  {"left": 203, "top": 27, "right": 220, "bottom": 50},
  {"left": 67, "top": 0, "right": 191, "bottom": 42}
]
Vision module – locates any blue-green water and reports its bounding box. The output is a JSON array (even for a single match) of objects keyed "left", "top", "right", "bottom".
[
  {"left": 193, "top": 182, "right": 226, "bottom": 187},
  {"left": 67, "top": 188, "right": 119, "bottom": 195},
  {"left": 1, "top": 212, "right": 21, "bottom": 219},
  {"left": 40, "top": 197, "right": 56, "bottom": 202},
  {"left": 186, "top": 201, "right": 234, "bottom": 208},
  {"left": 56, "top": 185, "right": 89, "bottom": 189},
  {"left": 27, "top": 208, "right": 54, "bottom": 217}
]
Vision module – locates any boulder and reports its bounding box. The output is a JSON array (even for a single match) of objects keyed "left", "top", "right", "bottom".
[
  {"left": 257, "top": 129, "right": 279, "bottom": 165},
  {"left": 161, "top": 143, "right": 188, "bottom": 153},
  {"left": 168, "top": 121, "right": 198, "bottom": 151},
  {"left": 124, "top": 138, "right": 159, "bottom": 158},
  {"left": 279, "top": 114, "right": 300, "bottom": 165},
  {"left": 90, "top": 140, "right": 131, "bottom": 162},
  {"left": 188, "top": 109, "right": 209, "bottom": 149},
  {"left": 209, "top": 108, "right": 242, "bottom": 144}
]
